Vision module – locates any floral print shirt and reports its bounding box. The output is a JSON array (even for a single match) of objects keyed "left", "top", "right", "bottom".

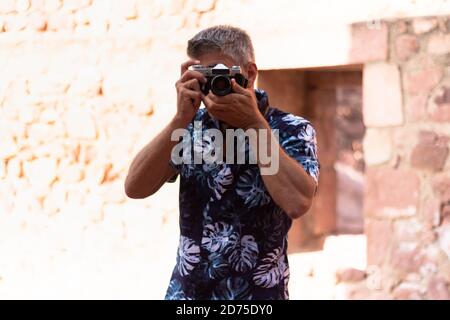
[{"left": 165, "top": 89, "right": 319, "bottom": 300}]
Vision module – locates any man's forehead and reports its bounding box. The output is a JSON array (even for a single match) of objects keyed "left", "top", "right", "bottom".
[{"left": 197, "top": 53, "right": 237, "bottom": 67}]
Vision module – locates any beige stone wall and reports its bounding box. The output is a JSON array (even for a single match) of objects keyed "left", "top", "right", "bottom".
[
  {"left": 360, "top": 16, "right": 450, "bottom": 300},
  {"left": 0, "top": 0, "right": 450, "bottom": 299}
]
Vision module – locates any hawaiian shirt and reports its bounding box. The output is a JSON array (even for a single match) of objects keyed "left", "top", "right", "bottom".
[{"left": 165, "top": 89, "right": 319, "bottom": 300}]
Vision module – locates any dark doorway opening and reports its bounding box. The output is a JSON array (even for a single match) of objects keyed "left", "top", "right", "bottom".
[{"left": 258, "top": 66, "right": 365, "bottom": 253}]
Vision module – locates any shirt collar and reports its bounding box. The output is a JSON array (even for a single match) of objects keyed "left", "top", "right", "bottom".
[{"left": 255, "top": 88, "right": 269, "bottom": 116}]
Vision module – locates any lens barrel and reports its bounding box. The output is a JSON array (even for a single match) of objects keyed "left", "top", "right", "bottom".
[{"left": 211, "top": 75, "right": 232, "bottom": 96}]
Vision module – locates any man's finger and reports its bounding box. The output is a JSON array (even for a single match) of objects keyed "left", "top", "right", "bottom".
[
  {"left": 182, "top": 78, "right": 201, "bottom": 92},
  {"left": 180, "top": 70, "right": 207, "bottom": 84},
  {"left": 180, "top": 59, "right": 201, "bottom": 76},
  {"left": 206, "top": 92, "right": 232, "bottom": 107},
  {"left": 231, "top": 78, "right": 250, "bottom": 96},
  {"left": 208, "top": 92, "right": 243, "bottom": 105},
  {"left": 184, "top": 90, "right": 202, "bottom": 108},
  {"left": 202, "top": 94, "right": 213, "bottom": 108},
  {"left": 203, "top": 96, "right": 224, "bottom": 111}
]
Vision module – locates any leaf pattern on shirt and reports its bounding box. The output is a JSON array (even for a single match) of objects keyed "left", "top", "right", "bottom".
[
  {"left": 201, "top": 222, "right": 239, "bottom": 254},
  {"left": 203, "top": 252, "right": 229, "bottom": 280},
  {"left": 212, "top": 277, "right": 253, "bottom": 300},
  {"left": 208, "top": 165, "right": 233, "bottom": 201},
  {"left": 281, "top": 113, "right": 310, "bottom": 127},
  {"left": 236, "top": 167, "right": 270, "bottom": 208},
  {"left": 165, "top": 279, "right": 192, "bottom": 300},
  {"left": 177, "top": 236, "right": 200, "bottom": 277},
  {"left": 252, "top": 247, "right": 287, "bottom": 288},
  {"left": 228, "top": 235, "right": 259, "bottom": 273}
]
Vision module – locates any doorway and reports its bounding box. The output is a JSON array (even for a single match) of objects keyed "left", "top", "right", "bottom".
[{"left": 258, "top": 66, "right": 365, "bottom": 253}]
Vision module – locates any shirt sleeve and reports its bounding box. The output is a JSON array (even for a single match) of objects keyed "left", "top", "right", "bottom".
[{"left": 278, "top": 118, "right": 320, "bottom": 186}]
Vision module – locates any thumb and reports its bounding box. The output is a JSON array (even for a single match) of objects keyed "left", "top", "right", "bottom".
[{"left": 231, "top": 78, "right": 249, "bottom": 95}]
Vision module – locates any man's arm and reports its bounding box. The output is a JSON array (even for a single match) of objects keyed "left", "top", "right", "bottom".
[
  {"left": 249, "top": 119, "right": 317, "bottom": 219},
  {"left": 124, "top": 116, "right": 189, "bottom": 199},
  {"left": 124, "top": 59, "right": 206, "bottom": 199}
]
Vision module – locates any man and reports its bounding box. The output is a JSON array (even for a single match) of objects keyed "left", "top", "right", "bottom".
[{"left": 124, "top": 25, "right": 319, "bottom": 300}]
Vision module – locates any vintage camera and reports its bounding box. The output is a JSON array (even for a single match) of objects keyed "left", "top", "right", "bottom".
[{"left": 191, "top": 63, "right": 248, "bottom": 96}]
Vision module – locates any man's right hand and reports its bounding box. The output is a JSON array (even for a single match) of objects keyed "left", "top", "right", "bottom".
[{"left": 175, "top": 59, "right": 207, "bottom": 124}]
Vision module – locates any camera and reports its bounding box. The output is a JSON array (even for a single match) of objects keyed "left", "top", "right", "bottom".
[{"left": 191, "top": 63, "right": 248, "bottom": 96}]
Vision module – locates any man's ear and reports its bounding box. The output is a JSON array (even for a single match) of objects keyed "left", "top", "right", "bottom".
[{"left": 245, "top": 62, "right": 258, "bottom": 88}]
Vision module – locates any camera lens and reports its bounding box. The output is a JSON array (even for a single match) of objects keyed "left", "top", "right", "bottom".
[{"left": 211, "top": 76, "right": 231, "bottom": 96}]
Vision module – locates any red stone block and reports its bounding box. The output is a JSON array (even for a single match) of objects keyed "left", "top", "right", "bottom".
[
  {"left": 427, "top": 276, "right": 450, "bottom": 300},
  {"left": 391, "top": 243, "right": 424, "bottom": 274},
  {"left": 336, "top": 267, "right": 366, "bottom": 283},
  {"left": 428, "top": 34, "right": 450, "bottom": 55},
  {"left": 395, "top": 34, "right": 419, "bottom": 61},
  {"left": 430, "top": 86, "right": 450, "bottom": 122},
  {"left": 365, "top": 167, "right": 420, "bottom": 218},
  {"left": 432, "top": 173, "right": 450, "bottom": 203},
  {"left": 423, "top": 196, "right": 441, "bottom": 229},
  {"left": 392, "top": 283, "right": 422, "bottom": 299},
  {"left": 434, "top": 86, "right": 450, "bottom": 105},
  {"left": 405, "top": 65, "right": 444, "bottom": 94},
  {"left": 365, "top": 219, "right": 392, "bottom": 266},
  {"left": 406, "top": 94, "right": 428, "bottom": 121},
  {"left": 410, "top": 131, "right": 449, "bottom": 171},
  {"left": 441, "top": 204, "right": 450, "bottom": 226},
  {"left": 430, "top": 104, "right": 450, "bottom": 122},
  {"left": 349, "top": 22, "right": 388, "bottom": 63},
  {"left": 392, "top": 20, "right": 408, "bottom": 34}
]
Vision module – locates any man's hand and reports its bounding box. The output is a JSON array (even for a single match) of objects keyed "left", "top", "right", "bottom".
[
  {"left": 202, "top": 79, "right": 265, "bottom": 129},
  {"left": 175, "top": 59, "right": 207, "bottom": 124}
]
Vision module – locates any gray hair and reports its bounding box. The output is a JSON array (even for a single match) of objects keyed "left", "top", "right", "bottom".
[{"left": 187, "top": 25, "right": 255, "bottom": 67}]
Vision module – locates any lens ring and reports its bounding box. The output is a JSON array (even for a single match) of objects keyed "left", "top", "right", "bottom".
[{"left": 211, "top": 76, "right": 231, "bottom": 96}]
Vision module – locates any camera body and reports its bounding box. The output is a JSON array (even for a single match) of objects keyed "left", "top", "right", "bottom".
[{"left": 191, "top": 63, "right": 248, "bottom": 96}]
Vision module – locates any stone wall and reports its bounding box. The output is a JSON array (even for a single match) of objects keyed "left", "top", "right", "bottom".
[
  {"left": 361, "top": 16, "right": 450, "bottom": 299},
  {"left": 0, "top": 0, "right": 193, "bottom": 299}
]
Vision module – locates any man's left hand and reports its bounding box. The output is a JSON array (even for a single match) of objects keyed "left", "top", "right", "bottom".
[{"left": 202, "top": 79, "right": 266, "bottom": 129}]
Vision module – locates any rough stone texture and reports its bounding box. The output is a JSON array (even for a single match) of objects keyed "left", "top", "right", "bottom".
[
  {"left": 438, "top": 224, "right": 450, "bottom": 261},
  {"left": 391, "top": 243, "right": 424, "bottom": 274},
  {"left": 410, "top": 131, "right": 449, "bottom": 171},
  {"left": 432, "top": 172, "right": 450, "bottom": 203},
  {"left": 336, "top": 267, "right": 366, "bottom": 283},
  {"left": 392, "top": 282, "right": 423, "bottom": 299},
  {"left": 427, "top": 276, "right": 450, "bottom": 300},
  {"left": 429, "top": 84, "right": 450, "bottom": 122},
  {"left": 412, "top": 17, "right": 438, "bottom": 34},
  {"left": 365, "top": 218, "right": 392, "bottom": 266},
  {"left": 349, "top": 22, "right": 388, "bottom": 63},
  {"left": 403, "top": 58, "right": 444, "bottom": 95},
  {"left": 362, "top": 15, "right": 450, "bottom": 301},
  {"left": 405, "top": 94, "right": 428, "bottom": 121},
  {"left": 363, "top": 128, "right": 392, "bottom": 165},
  {"left": 423, "top": 196, "right": 442, "bottom": 229},
  {"left": 428, "top": 33, "right": 450, "bottom": 55},
  {"left": 441, "top": 204, "right": 450, "bottom": 226},
  {"left": 395, "top": 34, "right": 419, "bottom": 61},
  {"left": 363, "top": 62, "right": 403, "bottom": 127},
  {"left": 365, "top": 167, "right": 420, "bottom": 219}
]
